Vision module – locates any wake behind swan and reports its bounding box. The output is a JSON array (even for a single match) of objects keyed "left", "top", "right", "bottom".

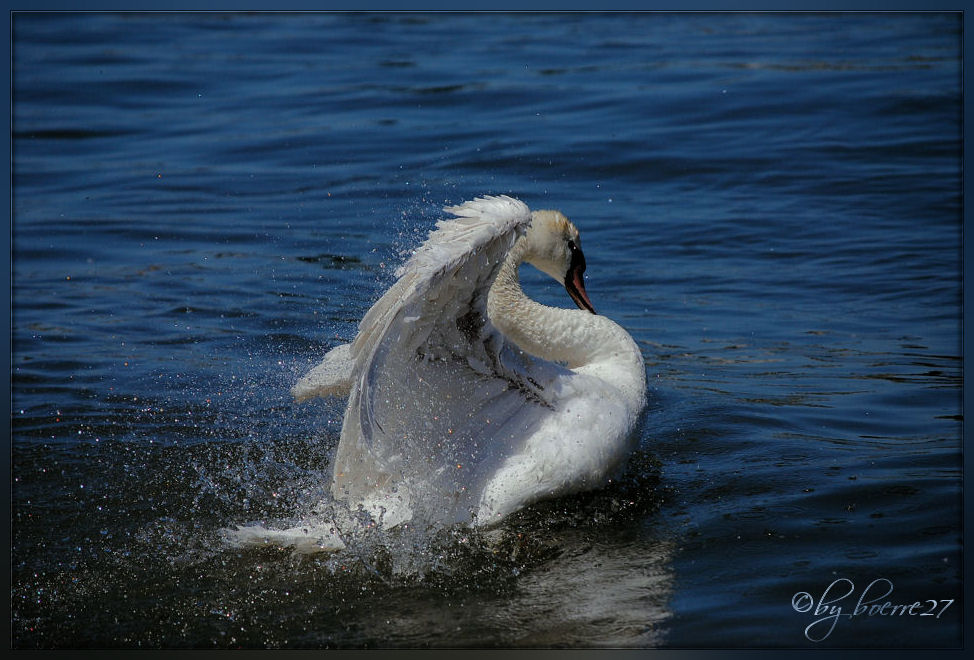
[{"left": 231, "top": 195, "right": 647, "bottom": 552}]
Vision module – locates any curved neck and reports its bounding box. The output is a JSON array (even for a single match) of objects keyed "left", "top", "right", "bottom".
[{"left": 486, "top": 239, "right": 635, "bottom": 371}]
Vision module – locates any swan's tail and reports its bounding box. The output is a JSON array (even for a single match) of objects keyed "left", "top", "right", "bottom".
[{"left": 292, "top": 342, "right": 354, "bottom": 401}]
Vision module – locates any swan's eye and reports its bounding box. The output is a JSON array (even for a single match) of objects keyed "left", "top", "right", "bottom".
[{"left": 566, "top": 239, "right": 586, "bottom": 273}]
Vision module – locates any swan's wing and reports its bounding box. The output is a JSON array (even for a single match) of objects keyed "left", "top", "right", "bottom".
[
  {"left": 350, "top": 194, "right": 531, "bottom": 368},
  {"left": 330, "top": 195, "right": 568, "bottom": 524},
  {"left": 291, "top": 194, "right": 529, "bottom": 402}
]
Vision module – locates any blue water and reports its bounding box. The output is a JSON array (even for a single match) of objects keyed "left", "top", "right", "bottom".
[{"left": 11, "top": 12, "right": 962, "bottom": 648}]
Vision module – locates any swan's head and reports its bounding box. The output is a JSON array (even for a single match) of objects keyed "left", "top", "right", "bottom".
[{"left": 524, "top": 210, "right": 596, "bottom": 315}]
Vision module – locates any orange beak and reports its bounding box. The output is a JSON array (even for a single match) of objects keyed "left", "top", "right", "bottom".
[{"left": 564, "top": 241, "right": 596, "bottom": 315}]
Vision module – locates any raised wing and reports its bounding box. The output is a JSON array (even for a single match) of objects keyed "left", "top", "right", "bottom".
[
  {"left": 328, "top": 195, "right": 569, "bottom": 525},
  {"left": 351, "top": 194, "right": 531, "bottom": 370},
  {"left": 292, "top": 195, "right": 529, "bottom": 402}
]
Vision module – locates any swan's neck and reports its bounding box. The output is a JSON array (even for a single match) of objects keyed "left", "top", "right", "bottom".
[{"left": 486, "top": 240, "right": 643, "bottom": 379}]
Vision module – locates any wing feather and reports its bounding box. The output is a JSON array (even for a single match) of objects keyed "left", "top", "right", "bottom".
[
  {"left": 324, "top": 195, "right": 566, "bottom": 524},
  {"left": 292, "top": 195, "right": 530, "bottom": 403},
  {"left": 350, "top": 194, "right": 531, "bottom": 367}
]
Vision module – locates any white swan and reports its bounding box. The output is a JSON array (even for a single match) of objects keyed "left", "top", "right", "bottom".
[{"left": 249, "top": 196, "right": 646, "bottom": 550}]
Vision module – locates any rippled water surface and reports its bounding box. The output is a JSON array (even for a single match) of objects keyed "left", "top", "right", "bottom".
[{"left": 11, "top": 12, "right": 962, "bottom": 648}]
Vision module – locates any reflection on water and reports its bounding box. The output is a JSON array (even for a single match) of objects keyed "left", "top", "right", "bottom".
[{"left": 13, "top": 431, "right": 674, "bottom": 647}]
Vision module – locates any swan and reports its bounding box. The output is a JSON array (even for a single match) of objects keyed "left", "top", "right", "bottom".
[{"left": 242, "top": 196, "right": 647, "bottom": 550}]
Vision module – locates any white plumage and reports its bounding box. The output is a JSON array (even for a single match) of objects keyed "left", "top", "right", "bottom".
[{"left": 237, "top": 195, "right": 647, "bottom": 551}]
